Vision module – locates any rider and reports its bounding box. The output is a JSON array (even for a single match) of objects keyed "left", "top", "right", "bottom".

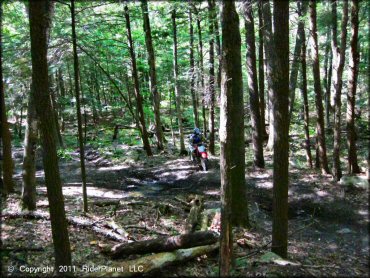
[{"left": 188, "top": 128, "right": 205, "bottom": 161}]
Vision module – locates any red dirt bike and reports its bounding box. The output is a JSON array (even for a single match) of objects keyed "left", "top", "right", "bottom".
[{"left": 190, "top": 143, "right": 209, "bottom": 171}]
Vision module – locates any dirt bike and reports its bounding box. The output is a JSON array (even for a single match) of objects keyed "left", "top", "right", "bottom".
[{"left": 190, "top": 143, "right": 209, "bottom": 171}]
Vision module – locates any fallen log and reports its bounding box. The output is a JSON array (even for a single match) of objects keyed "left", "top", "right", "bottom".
[
  {"left": 101, "top": 243, "right": 219, "bottom": 277},
  {"left": 109, "top": 230, "right": 218, "bottom": 259}
]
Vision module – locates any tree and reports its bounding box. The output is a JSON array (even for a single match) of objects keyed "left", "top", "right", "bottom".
[
  {"left": 0, "top": 1, "right": 14, "bottom": 194},
  {"left": 309, "top": 0, "right": 330, "bottom": 174},
  {"left": 71, "top": 0, "right": 88, "bottom": 212},
  {"left": 171, "top": 9, "right": 186, "bottom": 155},
  {"left": 270, "top": 0, "right": 290, "bottom": 259},
  {"left": 219, "top": 2, "right": 248, "bottom": 274},
  {"left": 346, "top": 0, "right": 361, "bottom": 174},
  {"left": 141, "top": 0, "right": 165, "bottom": 150},
  {"left": 125, "top": 5, "right": 153, "bottom": 156},
  {"left": 332, "top": 0, "right": 349, "bottom": 181},
  {"left": 29, "top": 0, "right": 72, "bottom": 269},
  {"left": 207, "top": 0, "right": 216, "bottom": 155},
  {"left": 243, "top": 0, "right": 264, "bottom": 168},
  {"left": 188, "top": 4, "right": 199, "bottom": 128}
]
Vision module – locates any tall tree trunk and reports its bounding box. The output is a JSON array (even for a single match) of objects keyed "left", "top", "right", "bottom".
[
  {"left": 288, "top": 0, "right": 308, "bottom": 124},
  {"left": 171, "top": 9, "right": 186, "bottom": 154},
  {"left": 58, "top": 68, "right": 66, "bottom": 132},
  {"left": 323, "top": 28, "right": 332, "bottom": 128},
  {"left": 309, "top": 0, "right": 330, "bottom": 174},
  {"left": 0, "top": 2, "right": 14, "bottom": 194},
  {"left": 22, "top": 92, "right": 37, "bottom": 210},
  {"left": 50, "top": 81, "right": 64, "bottom": 149},
  {"left": 220, "top": 1, "right": 248, "bottom": 274},
  {"left": 196, "top": 14, "right": 207, "bottom": 137},
  {"left": 271, "top": 0, "right": 290, "bottom": 259},
  {"left": 71, "top": 0, "right": 88, "bottom": 212},
  {"left": 124, "top": 5, "right": 153, "bottom": 156},
  {"left": 346, "top": 0, "right": 361, "bottom": 174},
  {"left": 213, "top": 0, "right": 221, "bottom": 91},
  {"left": 261, "top": 0, "right": 275, "bottom": 151},
  {"left": 207, "top": 0, "right": 216, "bottom": 155},
  {"left": 300, "top": 23, "right": 313, "bottom": 168},
  {"left": 332, "top": 0, "right": 349, "bottom": 181},
  {"left": 29, "top": 0, "right": 72, "bottom": 270},
  {"left": 257, "top": 2, "right": 267, "bottom": 138},
  {"left": 141, "top": 0, "right": 164, "bottom": 150},
  {"left": 243, "top": 0, "right": 264, "bottom": 168},
  {"left": 188, "top": 5, "right": 199, "bottom": 128}
]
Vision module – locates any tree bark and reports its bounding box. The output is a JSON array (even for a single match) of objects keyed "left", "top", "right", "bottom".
[
  {"left": 207, "top": 0, "right": 216, "bottom": 155},
  {"left": 309, "top": 0, "right": 330, "bottom": 174},
  {"left": 57, "top": 68, "right": 66, "bottom": 132},
  {"left": 213, "top": 0, "right": 221, "bottom": 91},
  {"left": 29, "top": 0, "right": 72, "bottom": 270},
  {"left": 141, "top": 0, "right": 164, "bottom": 150},
  {"left": 171, "top": 9, "right": 186, "bottom": 154},
  {"left": 271, "top": 0, "right": 289, "bottom": 259},
  {"left": 346, "top": 0, "right": 361, "bottom": 174},
  {"left": 71, "top": 0, "right": 88, "bottom": 212},
  {"left": 0, "top": 1, "right": 14, "bottom": 194},
  {"left": 220, "top": 1, "right": 249, "bottom": 274},
  {"left": 332, "top": 0, "right": 349, "bottom": 181},
  {"left": 288, "top": 0, "right": 308, "bottom": 124},
  {"left": 188, "top": 5, "right": 199, "bottom": 128},
  {"left": 323, "top": 27, "right": 332, "bottom": 128},
  {"left": 243, "top": 0, "right": 264, "bottom": 168}
]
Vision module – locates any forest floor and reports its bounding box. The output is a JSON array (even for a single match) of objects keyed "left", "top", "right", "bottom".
[{"left": 1, "top": 139, "right": 369, "bottom": 277}]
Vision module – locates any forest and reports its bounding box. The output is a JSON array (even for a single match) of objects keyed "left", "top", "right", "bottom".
[{"left": 0, "top": 0, "right": 369, "bottom": 277}]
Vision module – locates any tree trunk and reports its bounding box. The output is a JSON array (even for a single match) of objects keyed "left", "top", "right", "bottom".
[
  {"left": 261, "top": 0, "right": 275, "bottom": 151},
  {"left": 288, "top": 0, "right": 308, "bottom": 124},
  {"left": 257, "top": 2, "right": 268, "bottom": 138},
  {"left": 323, "top": 27, "right": 332, "bottom": 128},
  {"left": 213, "top": 0, "right": 221, "bottom": 91},
  {"left": 188, "top": 6, "right": 199, "bottom": 128},
  {"left": 300, "top": 26, "right": 313, "bottom": 169},
  {"left": 207, "top": 0, "right": 216, "bottom": 155},
  {"left": 220, "top": 1, "right": 249, "bottom": 274},
  {"left": 29, "top": 0, "right": 72, "bottom": 270},
  {"left": 332, "top": 0, "right": 349, "bottom": 181},
  {"left": 109, "top": 231, "right": 218, "bottom": 259},
  {"left": 141, "top": 0, "right": 164, "bottom": 150},
  {"left": 271, "top": 0, "right": 290, "bottom": 259},
  {"left": 71, "top": 0, "right": 88, "bottom": 213},
  {"left": 124, "top": 6, "right": 153, "bottom": 156},
  {"left": 50, "top": 81, "right": 64, "bottom": 149},
  {"left": 171, "top": 9, "right": 186, "bottom": 155},
  {"left": 346, "top": 0, "right": 361, "bottom": 174},
  {"left": 0, "top": 2, "right": 14, "bottom": 194},
  {"left": 309, "top": 0, "right": 330, "bottom": 174},
  {"left": 57, "top": 68, "right": 66, "bottom": 132},
  {"left": 196, "top": 14, "right": 207, "bottom": 138},
  {"left": 22, "top": 92, "right": 38, "bottom": 211},
  {"left": 243, "top": 0, "right": 264, "bottom": 168}
]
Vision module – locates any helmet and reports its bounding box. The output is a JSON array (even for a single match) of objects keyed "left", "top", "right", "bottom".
[{"left": 194, "top": 128, "right": 201, "bottom": 135}]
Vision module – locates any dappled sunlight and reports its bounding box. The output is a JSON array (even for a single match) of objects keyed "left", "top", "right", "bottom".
[{"left": 37, "top": 186, "right": 128, "bottom": 199}]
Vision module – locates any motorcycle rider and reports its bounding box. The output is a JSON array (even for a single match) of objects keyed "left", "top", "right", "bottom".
[{"left": 188, "top": 128, "right": 205, "bottom": 161}]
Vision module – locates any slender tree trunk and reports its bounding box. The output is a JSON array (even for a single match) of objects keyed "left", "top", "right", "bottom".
[
  {"left": 270, "top": 0, "right": 290, "bottom": 259},
  {"left": 220, "top": 1, "right": 248, "bottom": 274},
  {"left": 188, "top": 5, "right": 199, "bottom": 128},
  {"left": 141, "top": 0, "right": 164, "bottom": 150},
  {"left": 257, "top": 2, "right": 267, "bottom": 138},
  {"left": 196, "top": 14, "right": 207, "bottom": 137},
  {"left": 207, "top": 0, "right": 216, "bottom": 155},
  {"left": 0, "top": 2, "right": 14, "bottom": 194},
  {"left": 125, "top": 5, "right": 153, "bottom": 156},
  {"left": 22, "top": 92, "right": 37, "bottom": 211},
  {"left": 29, "top": 0, "right": 72, "bottom": 270},
  {"left": 288, "top": 0, "right": 308, "bottom": 124},
  {"left": 332, "top": 0, "right": 349, "bottom": 181},
  {"left": 323, "top": 28, "right": 332, "bottom": 128},
  {"left": 213, "top": 0, "right": 221, "bottom": 91},
  {"left": 58, "top": 69, "right": 66, "bottom": 131},
  {"left": 261, "top": 0, "right": 275, "bottom": 151},
  {"left": 171, "top": 9, "right": 186, "bottom": 154},
  {"left": 300, "top": 26, "right": 313, "bottom": 168},
  {"left": 18, "top": 104, "right": 23, "bottom": 139},
  {"left": 309, "top": 0, "right": 330, "bottom": 174},
  {"left": 51, "top": 83, "right": 64, "bottom": 149},
  {"left": 346, "top": 0, "right": 361, "bottom": 174},
  {"left": 243, "top": 0, "right": 264, "bottom": 168},
  {"left": 71, "top": 0, "right": 88, "bottom": 212}
]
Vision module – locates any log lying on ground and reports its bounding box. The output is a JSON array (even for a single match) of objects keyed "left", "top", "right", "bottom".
[
  {"left": 102, "top": 243, "right": 219, "bottom": 277},
  {"left": 109, "top": 230, "right": 218, "bottom": 259}
]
